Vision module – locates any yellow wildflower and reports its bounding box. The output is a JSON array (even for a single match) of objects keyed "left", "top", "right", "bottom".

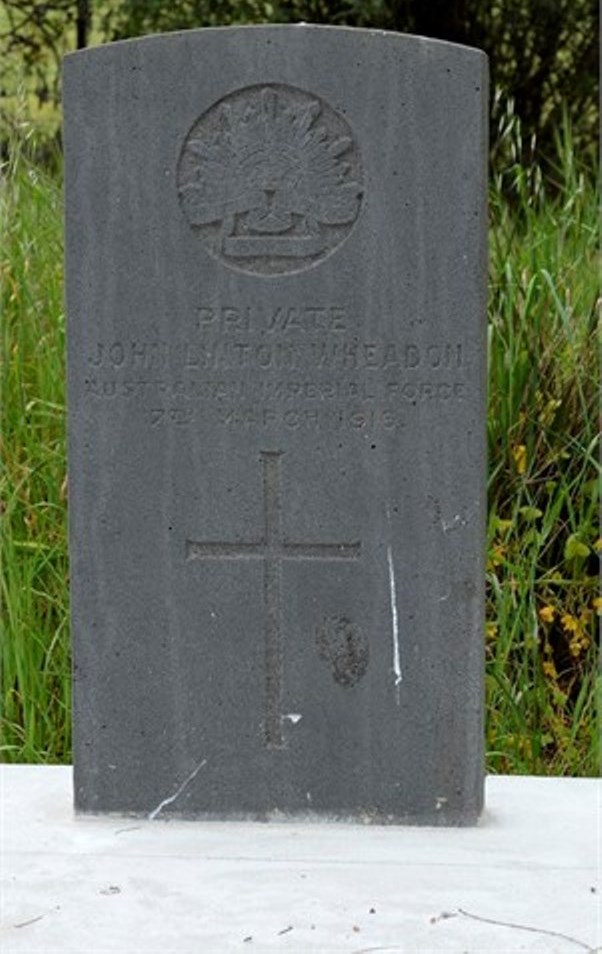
[
  {"left": 560, "top": 613, "right": 579, "bottom": 634},
  {"left": 593, "top": 597, "right": 602, "bottom": 614},
  {"left": 542, "top": 660, "right": 557, "bottom": 678},
  {"left": 538, "top": 605, "right": 555, "bottom": 623},
  {"left": 512, "top": 444, "right": 527, "bottom": 475},
  {"left": 485, "top": 622, "right": 499, "bottom": 642},
  {"left": 488, "top": 543, "right": 506, "bottom": 569},
  {"left": 569, "top": 633, "right": 590, "bottom": 657}
]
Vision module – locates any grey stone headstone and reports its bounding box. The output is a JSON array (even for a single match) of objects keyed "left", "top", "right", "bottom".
[{"left": 64, "top": 25, "right": 488, "bottom": 824}]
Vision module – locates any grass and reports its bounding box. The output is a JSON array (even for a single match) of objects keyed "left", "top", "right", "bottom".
[
  {"left": 0, "top": 108, "right": 599, "bottom": 775},
  {"left": 1, "top": 128, "right": 70, "bottom": 763},
  {"left": 485, "top": 103, "right": 600, "bottom": 774}
]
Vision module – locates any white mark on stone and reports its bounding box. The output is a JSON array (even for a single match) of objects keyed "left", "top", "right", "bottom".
[
  {"left": 148, "top": 758, "right": 207, "bottom": 820},
  {"left": 442, "top": 514, "right": 463, "bottom": 533},
  {"left": 435, "top": 796, "right": 448, "bottom": 810},
  {"left": 306, "top": 791, "right": 312, "bottom": 803},
  {"left": 385, "top": 503, "right": 403, "bottom": 704},
  {"left": 386, "top": 542, "right": 402, "bottom": 703},
  {"left": 438, "top": 590, "right": 451, "bottom": 603},
  {"left": 441, "top": 508, "right": 472, "bottom": 534},
  {"left": 282, "top": 713, "right": 302, "bottom": 724}
]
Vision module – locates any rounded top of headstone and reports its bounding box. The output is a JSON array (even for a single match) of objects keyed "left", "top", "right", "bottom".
[
  {"left": 176, "top": 82, "right": 364, "bottom": 276},
  {"left": 63, "top": 24, "right": 488, "bottom": 73}
]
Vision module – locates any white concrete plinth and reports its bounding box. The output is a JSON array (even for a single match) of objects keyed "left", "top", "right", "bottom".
[{"left": 1, "top": 766, "right": 599, "bottom": 953}]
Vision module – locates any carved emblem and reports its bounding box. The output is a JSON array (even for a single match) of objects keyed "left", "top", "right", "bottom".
[{"left": 177, "top": 84, "right": 363, "bottom": 275}]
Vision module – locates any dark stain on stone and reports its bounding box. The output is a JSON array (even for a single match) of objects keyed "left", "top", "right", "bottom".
[{"left": 316, "top": 615, "right": 368, "bottom": 687}]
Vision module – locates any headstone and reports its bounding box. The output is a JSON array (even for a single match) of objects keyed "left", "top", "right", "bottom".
[{"left": 64, "top": 25, "right": 488, "bottom": 824}]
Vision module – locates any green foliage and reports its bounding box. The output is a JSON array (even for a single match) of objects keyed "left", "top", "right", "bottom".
[
  {"left": 0, "top": 127, "right": 70, "bottom": 762},
  {"left": 479, "top": 0, "right": 598, "bottom": 158},
  {"left": 485, "top": 101, "right": 599, "bottom": 775},
  {"left": 1, "top": 1, "right": 75, "bottom": 104},
  {"left": 105, "top": 0, "right": 276, "bottom": 35},
  {"left": 0, "top": 1, "right": 599, "bottom": 163},
  {"left": 0, "top": 110, "right": 599, "bottom": 775}
]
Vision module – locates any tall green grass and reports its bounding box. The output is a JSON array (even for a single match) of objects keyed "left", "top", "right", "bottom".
[
  {"left": 486, "top": 102, "right": 599, "bottom": 775},
  {"left": 1, "top": 131, "right": 70, "bottom": 762},
  {"left": 1, "top": 110, "right": 599, "bottom": 774}
]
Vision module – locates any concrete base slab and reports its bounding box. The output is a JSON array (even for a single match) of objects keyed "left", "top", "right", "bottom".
[{"left": 1, "top": 766, "right": 599, "bottom": 953}]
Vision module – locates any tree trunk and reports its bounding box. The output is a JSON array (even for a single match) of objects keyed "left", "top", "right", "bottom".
[{"left": 76, "top": 0, "right": 90, "bottom": 49}]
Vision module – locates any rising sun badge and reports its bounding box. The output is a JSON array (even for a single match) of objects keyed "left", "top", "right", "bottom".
[{"left": 177, "top": 84, "right": 364, "bottom": 275}]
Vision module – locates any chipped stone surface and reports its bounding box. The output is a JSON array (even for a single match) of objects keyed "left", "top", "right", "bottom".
[{"left": 64, "top": 26, "right": 488, "bottom": 821}]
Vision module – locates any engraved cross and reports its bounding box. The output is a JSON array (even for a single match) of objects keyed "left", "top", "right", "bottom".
[{"left": 186, "top": 451, "right": 361, "bottom": 749}]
